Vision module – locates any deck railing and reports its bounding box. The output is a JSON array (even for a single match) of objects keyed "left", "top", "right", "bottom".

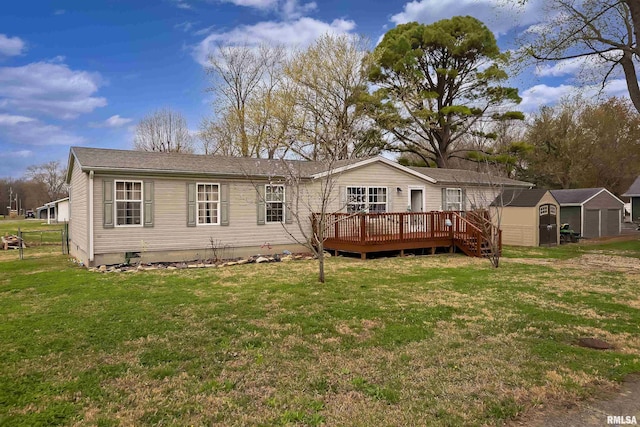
[{"left": 312, "top": 211, "right": 501, "bottom": 258}]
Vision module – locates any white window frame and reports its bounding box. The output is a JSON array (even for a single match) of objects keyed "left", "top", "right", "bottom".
[
  {"left": 115, "top": 180, "right": 143, "bottom": 227},
  {"left": 346, "top": 186, "right": 387, "bottom": 213},
  {"left": 197, "top": 183, "right": 220, "bottom": 226},
  {"left": 445, "top": 188, "right": 463, "bottom": 211},
  {"left": 265, "top": 184, "right": 285, "bottom": 223}
]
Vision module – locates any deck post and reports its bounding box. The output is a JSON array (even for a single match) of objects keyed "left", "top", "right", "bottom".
[
  {"left": 361, "top": 252, "right": 366, "bottom": 260},
  {"left": 334, "top": 217, "right": 339, "bottom": 240},
  {"left": 360, "top": 214, "right": 366, "bottom": 243},
  {"left": 399, "top": 213, "right": 404, "bottom": 241}
]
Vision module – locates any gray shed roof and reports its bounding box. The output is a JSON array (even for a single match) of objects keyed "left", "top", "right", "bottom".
[
  {"left": 622, "top": 176, "right": 640, "bottom": 197},
  {"left": 68, "top": 147, "right": 365, "bottom": 179},
  {"left": 409, "top": 167, "right": 533, "bottom": 187},
  {"left": 550, "top": 188, "right": 606, "bottom": 205},
  {"left": 490, "top": 189, "right": 553, "bottom": 207}
]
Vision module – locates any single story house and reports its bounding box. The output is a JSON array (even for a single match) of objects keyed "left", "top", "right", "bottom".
[
  {"left": 622, "top": 176, "right": 640, "bottom": 223},
  {"left": 550, "top": 188, "right": 624, "bottom": 238},
  {"left": 490, "top": 189, "right": 560, "bottom": 247},
  {"left": 66, "top": 147, "right": 533, "bottom": 266},
  {"left": 36, "top": 197, "right": 70, "bottom": 224}
]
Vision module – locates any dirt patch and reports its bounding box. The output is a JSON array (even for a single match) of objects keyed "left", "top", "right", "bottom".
[
  {"left": 503, "top": 254, "right": 640, "bottom": 273},
  {"left": 512, "top": 374, "right": 640, "bottom": 427}
]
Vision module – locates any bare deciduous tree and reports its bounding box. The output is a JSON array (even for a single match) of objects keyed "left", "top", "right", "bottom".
[
  {"left": 133, "top": 108, "right": 194, "bottom": 153},
  {"left": 206, "top": 43, "right": 287, "bottom": 157},
  {"left": 516, "top": 0, "right": 640, "bottom": 113},
  {"left": 285, "top": 33, "right": 382, "bottom": 161},
  {"left": 25, "top": 161, "right": 68, "bottom": 200}
]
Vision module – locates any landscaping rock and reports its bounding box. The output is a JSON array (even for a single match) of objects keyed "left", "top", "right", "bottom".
[
  {"left": 237, "top": 259, "right": 249, "bottom": 265},
  {"left": 255, "top": 256, "right": 271, "bottom": 263},
  {"left": 98, "top": 265, "right": 107, "bottom": 272}
]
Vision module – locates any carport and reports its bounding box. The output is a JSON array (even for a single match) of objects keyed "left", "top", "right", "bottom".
[{"left": 550, "top": 188, "right": 624, "bottom": 238}]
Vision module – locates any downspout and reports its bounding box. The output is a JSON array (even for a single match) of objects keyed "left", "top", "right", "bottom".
[{"left": 89, "top": 170, "right": 94, "bottom": 264}]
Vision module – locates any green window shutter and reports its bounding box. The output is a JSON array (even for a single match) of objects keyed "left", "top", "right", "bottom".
[
  {"left": 257, "top": 185, "right": 265, "bottom": 225},
  {"left": 103, "top": 180, "right": 114, "bottom": 228},
  {"left": 284, "top": 185, "right": 293, "bottom": 224},
  {"left": 220, "top": 183, "right": 230, "bottom": 226},
  {"left": 143, "top": 181, "right": 154, "bottom": 227},
  {"left": 187, "top": 182, "right": 196, "bottom": 227},
  {"left": 441, "top": 188, "right": 447, "bottom": 211}
]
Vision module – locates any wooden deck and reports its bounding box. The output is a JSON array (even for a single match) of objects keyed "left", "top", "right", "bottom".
[{"left": 312, "top": 211, "right": 501, "bottom": 259}]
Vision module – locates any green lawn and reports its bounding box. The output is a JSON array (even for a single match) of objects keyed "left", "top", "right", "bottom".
[{"left": 1, "top": 237, "right": 640, "bottom": 426}]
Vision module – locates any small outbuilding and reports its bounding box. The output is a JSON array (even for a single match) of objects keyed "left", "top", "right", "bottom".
[
  {"left": 36, "top": 197, "right": 70, "bottom": 224},
  {"left": 491, "top": 188, "right": 560, "bottom": 247},
  {"left": 550, "top": 188, "right": 624, "bottom": 238},
  {"left": 622, "top": 176, "right": 640, "bottom": 223}
]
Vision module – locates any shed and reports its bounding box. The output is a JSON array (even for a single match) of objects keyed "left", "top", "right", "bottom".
[
  {"left": 491, "top": 189, "right": 560, "bottom": 247},
  {"left": 550, "top": 188, "right": 624, "bottom": 238},
  {"left": 622, "top": 176, "right": 640, "bottom": 223}
]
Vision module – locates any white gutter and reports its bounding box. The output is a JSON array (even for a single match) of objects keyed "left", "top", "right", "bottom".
[{"left": 89, "top": 170, "right": 94, "bottom": 264}]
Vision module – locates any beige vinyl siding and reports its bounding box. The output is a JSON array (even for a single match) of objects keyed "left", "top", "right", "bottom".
[
  {"left": 323, "top": 162, "right": 435, "bottom": 212},
  {"left": 428, "top": 186, "right": 502, "bottom": 211},
  {"left": 93, "top": 175, "right": 307, "bottom": 255},
  {"left": 69, "top": 158, "right": 89, "bottom": 263}
]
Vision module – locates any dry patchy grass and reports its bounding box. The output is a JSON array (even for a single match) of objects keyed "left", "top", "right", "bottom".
[{"left": 2, "top": 242, "right": 640, "bottom": 426}]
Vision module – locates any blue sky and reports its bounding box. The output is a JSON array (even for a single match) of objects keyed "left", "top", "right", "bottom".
[{"left": 0, "top": 0, "right": 630, "bottom": 178}]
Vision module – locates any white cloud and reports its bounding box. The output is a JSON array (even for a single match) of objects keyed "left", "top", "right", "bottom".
[
  {"left": 175, "top": 21, "right": 196, "bottom": 32},
  {"left": 218, "top": 0, "right": 316, "bottom": 19},
  {"left": 6, "top": 150, "right": 32, "bottom": 158},
  {"left": 535, "top": 51, "right": 623, "bottom": 78},
  {"left": 54, "top": 9, "right": 66, "bottom": 15},
  {"left": 0, "top": 114, "right": 36, "bottom": 125},
  {"left": 0, "top": 34, "right": 26, "bottom": 57},
  {"left": 0, "top": 60, "right": 107, "bottom": 119},
  {"left": 172, "top": 0, "right": 192, "bottom": 9},
  {"left": 193, "top": 17, "right": 356, "bottom": 65},
  {"left": 390, "top": 0, "right": 545, "bottom": 37},
  {"left": 0, "top": 115, "right": 85, "bottom": 146},
  {"left": 518, "top": 79, "right": 629, "bottom": 112},
  {"left": 90, "top": 114, "right": 133, "bottom": 128},
  {"left": 222, "top": 0, "right": 278, "bottom": 9}
]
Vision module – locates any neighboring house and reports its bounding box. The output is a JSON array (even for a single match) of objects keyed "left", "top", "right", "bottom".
[
  {"left": 66, "top": 147, "right": 533, "bottom": 266},
  {"left": 491, "top": 189, "right": 560, "bottom": 247},
  {"left": 550, "top": 188, "right": 624, "bottom": 238},
  {"left": 36, "top": 197, "right": 70, "bottom": 224},
  {"left": 622, "top": 176, "right": 640, "bottom": 223}
]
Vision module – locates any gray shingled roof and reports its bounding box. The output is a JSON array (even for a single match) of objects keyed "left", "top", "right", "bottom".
[
  {"left": 622, "top": 176, "right": 640, "bottom": 197},
  {"left": 69, "top": 147, "right": 365, "bottom": 178},
  {"left": 490, "top": 189, "right": 552, "bottom": 207},
  {"left": 409, "top": 167, "right": 532, "bottom": 187},
  {"left": 549, "top": 188, "right": 605, "bottom": 204}
]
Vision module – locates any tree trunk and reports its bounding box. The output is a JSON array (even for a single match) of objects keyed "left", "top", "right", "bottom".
[
  {"left": 318, "top": 246, "right": 325, "bottom": 283},
  {"left": 619, "top": 50, "right": 640, "bottom": 114}
]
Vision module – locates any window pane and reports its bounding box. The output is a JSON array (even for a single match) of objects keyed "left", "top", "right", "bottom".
[
  {"left": 197, "top": 184, "right": 220, "bottom": 224},
  {"left": 265, "top": 185, "right": 285, "bottom": 222},
  {"left": 347, "top": 187, "right": 366, "bottom": 213}
]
